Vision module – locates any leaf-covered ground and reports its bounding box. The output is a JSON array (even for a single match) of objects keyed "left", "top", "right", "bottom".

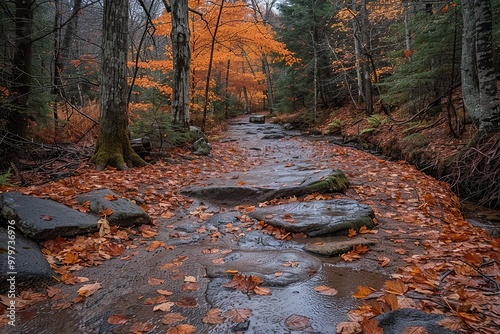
[{"left": 1, "top": 123, "right": 499, "bottom": 333}]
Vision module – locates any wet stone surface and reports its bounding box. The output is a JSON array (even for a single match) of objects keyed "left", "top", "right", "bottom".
[{"left": 6, "top": 116, "right": 394, "bottom": 334}]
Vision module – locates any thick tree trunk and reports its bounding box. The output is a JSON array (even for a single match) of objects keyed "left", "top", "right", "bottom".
[
  {"left": 171, "top": 0, "right": 191, "bottom": 128},
  {"left": 91, "top": 0, "right": 146, "bottom": 171}
]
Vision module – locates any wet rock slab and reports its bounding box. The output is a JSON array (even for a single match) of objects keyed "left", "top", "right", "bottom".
[
  {"left": 0, "top": 192, "right": 98, "bottom": 239},
  {"left": 0, "top": 228, "right": 55, "bottom": 293},
  {"left": 206, "top": 249, "right": 322, "bottom": 286},
  {"left": 76, "top": 188, "right": 150, "bottom": 227},
  {"left": 250, "top": 199, "right": 374, "bottom": 236},
  {"left": 181, "top": 169, "right": 349, "bottom": 205}
]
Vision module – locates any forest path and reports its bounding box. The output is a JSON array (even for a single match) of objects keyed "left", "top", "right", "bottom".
[{"left": 4, "top": 115, "right": 498, "bottom": 333}]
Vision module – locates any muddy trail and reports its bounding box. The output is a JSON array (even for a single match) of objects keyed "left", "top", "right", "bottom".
[{"left": 3, "top": 115, "right": 499, "bottom": 334}]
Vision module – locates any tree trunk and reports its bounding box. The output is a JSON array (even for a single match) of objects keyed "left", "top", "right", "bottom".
[
  {"left": 460, "top": 0, "right": 480, "bottom": 123},
  {"left": 360, "top": 0, "right": 372, "bottom": 116},
  {"left": 171, "top": 0, "right": 191, "bottom": 128},
  {"left": 91, "top": 0, "right": 146, "bottom": 171},
  {"left": 474, "top": 0, "right": 500, "bottom": 134},
  {"left": 5, "top": 0, "right": 34, "bottom": 137},
  {"left": 201, "top": 0, "right": 224, "bottom": 132}
]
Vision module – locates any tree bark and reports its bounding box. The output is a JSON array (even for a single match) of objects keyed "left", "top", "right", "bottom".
[
  {"left": 171, "top": 0, "right": 191, "bottom": 128},
  {"left": 461, "top": 0, "right": 480, "bottom": 123},
  {"left": 474, "top": 0, "right": 500, "bottom": 133},
  {"left": 5, "top": 0, "right": 34, "bottom": 137},
  {"left": 90, "top": 0, "right": 146, "bottom": 171}
]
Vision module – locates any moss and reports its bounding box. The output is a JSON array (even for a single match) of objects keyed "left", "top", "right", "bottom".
[
  {"left": 307, "top": 169, "right": 350, "bottom": 193},
  {"left": 90, "top": 131, "right": 147, "bottom": 171}
]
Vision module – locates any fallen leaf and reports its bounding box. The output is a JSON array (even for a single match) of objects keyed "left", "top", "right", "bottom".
[
  {"left": 384, "top": 280, "right": 408, "bottom": 295},
  {"left": 99, "top": 207, "right": 113, "bottom": 217},
  {"left": 336, "top": 321, "right": 362, "bottom": 334},
  {"left": 166, "top": 324, "right": 196, "bottom": 334},
  {"left": 77, "top": 282, "right": 102, "bottom": 297},
  {"left": 104, "top": 194, "right": 119, "bottom": 201},
  {"left": 181, "top": 282, "right": 200, "bottom": 291},
  {"left": 203, "top": 308, "right": 226, "bottom": 324},
  {"left": 40, "top": 214, "right": 54, "bottom": 221},
  {"left": 224, "top": 308, "right": 252, "bottom": 323},
  {"left": 254, "top": 286, "right": 272, "bottom": 295},
  {"left": 352, "top": 286, "right": 375, "bottom": 299},
  {"left": 107, "top": 314, "right": 128, "bottom": 325},
  {"left": 285, "top": 314, "right": 312, "bottom": 331},
  {"left": 153, "top": 301, "right": 175, "bottom": 312},
  {"left": 348, "top": 228, "right": 357, "bottom": 237},
  {"left": 378, "top": 256, "right": 390, "bottom": 267},
  {"left": 361, "top": 316, "right": 383, "bottom": 334},
  {"left": 97, "top": 218, "right": 111, "bottom": 237},
  {"left": 148, "top": 277, "right": 164, "bottom": 285},
  {"left": 47, "top": 286, "right": 62, "bottom": 298},
  {"left": 156, "top": 289, "right": 173, "bottom": 296},
  {"left": 314, "top": 285, "right": 338, "bottom": 296},
  {"left": 402, "top": 327, "right": 428, "bottom": 334},
  {"left": 176, "top": 297, "right": 198, "bottom": 308},
  {"left": 162, "top": 312, "right": 187, "bottom": 325}
]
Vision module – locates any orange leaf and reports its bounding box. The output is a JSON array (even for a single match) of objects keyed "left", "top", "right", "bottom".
[
  {"left": 224, "top": 308, "right": 252, "bottom": 323},
  {"left": 361, "top": 316, "right": 383, "bottom": 334},
  {"left": 203, "top": 308, "right": 226, "bottom": 324},
  {"left": 384, "top": 280, "right": 408, "bottom": 295},
  {"left": 99, "top": 207, "right": 113, "bottom": 217},
  {"left": 107, "top": 314, "right": 128, "bottom": 325},
  {"left": 162, "top": 312, "right": 187, "bottom": 325},
  {"left": 314, "top": 285, "right": 338, "bottom": 296},
  {"left": 104, "top": 194, "right": 118, "bottom": 201},
  {"left": 348, "top": 228, "right": 357, "bottom": 238},
  {"left": 166, "top": 324, "right": 196, "bottom": 334},
  {"left": 352, "top": 286, "right": 375, "bottom": 299}
]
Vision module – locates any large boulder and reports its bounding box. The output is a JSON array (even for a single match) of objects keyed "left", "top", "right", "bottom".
[
  {"left": 76, "top": 188, "right": 150, "bottom": 227},
  {"left": 0, "top": 192, "right": 98, "bottom": 239}
]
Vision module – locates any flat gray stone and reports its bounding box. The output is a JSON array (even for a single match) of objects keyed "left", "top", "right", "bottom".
[
  {"left": 249, "top": 199, "right": 374, "bottom": 236},
  {"left": 0, "top": 228, "right": 56, "bottom": 293},
  {"left": 0, "top": 192, "right": 98, "bottom": 239},
  {"left": 77, "top": 189, "right": 150, "bottom": 227},
  {"left": 303, "top": 236, "right": 375, "bottom": 256},
  {"left": 181, "top": 169, "right": 349, "bottom": 205},
  {"left": 206, "top": 249, "right": 322, "bottom": 286}
]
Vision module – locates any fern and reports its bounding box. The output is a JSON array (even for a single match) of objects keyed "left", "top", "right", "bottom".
[{"left": 0, "top": 169, "right": 13, "bottom": 186}]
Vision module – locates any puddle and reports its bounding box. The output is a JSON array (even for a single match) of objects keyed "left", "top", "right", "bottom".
[{"left": 205, "top": 265, "right": 386, "bottom": 333}]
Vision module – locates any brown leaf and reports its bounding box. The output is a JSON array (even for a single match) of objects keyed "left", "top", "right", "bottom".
[
  {"left": 148, "top": 277, "right": 164, "bottom": 285},
  {"left": 143, "top": 295, "right": 167, "bottom": 305},
  {"left": 99, "top": 207, "right": 113, "bottom": 217},
  {"left": 336, "top": 321, "right": 362, "bottom": 334},
  {"left": 107, "top": 314, "right": 128, "bottom": 325},
  {"left": 378, "top": 256, "right": 390, "bottom": 267},
  {"left": 285, "top": 314, "right": 312, "bottom": 331},
  {"left": 156, "top": 289, "right": 173, "bottom": 296},
  {"left": 384, "top": 279, "right": 408, "bottom": 295},
  {"left": 348, "top": 228, "right": 357, "bottom": 237},
  {"left": 361, "top": 316, "right": 383, "bottom": 334},
  {"left": 176, "top": 297, "right": 198, "bottom": 308},
  {"left": 352, "top": 286, "right": 375, "bottom": 299},
  {"left": 254, "top": 286, "right": 272, "bottom": 295},
  {"left": 153, "top": 301, "right": 175, "bottom": 312},
  {"left": 341, "top": 250, "right": 361, "bottom": 262},
  {"left": 104, "top": 194, "right": 118, "bottom": 201},
  {"left": 181, "top": 282, "right": 200, "bottom": 291},
  {"left": 47, "top": 286, "right": 62, "bottom": 298},
  {"left": 314, "top": 285, "right": 338, "bottom": 296},
  {"left": 402, "top": 327, "right": 428, "bottom": 334},
  {"left": 161, "top": 312, "right": 187, "bottom": 325},
  {"left": 77, "top": 282, "right": 101, "bottom": 297},
  {"left": 139, "top": 224, "right": 157, "bottom": 238},
  {"left": 224, "top": 308, "right": 252, "bottom": 323},
  {"left": 203, "top": 308, "right": 226, "bottom": 324},
  {"left": 384, "top": 292, "right": 398, "bottom": 310},
  {"left": 166, "top": 324, "right": 196, "bottom": 334}
]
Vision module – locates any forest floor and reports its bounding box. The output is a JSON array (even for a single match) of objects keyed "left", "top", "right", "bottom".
[{"left": 0, "top": 113, "right": 499, "bottom": 333}]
